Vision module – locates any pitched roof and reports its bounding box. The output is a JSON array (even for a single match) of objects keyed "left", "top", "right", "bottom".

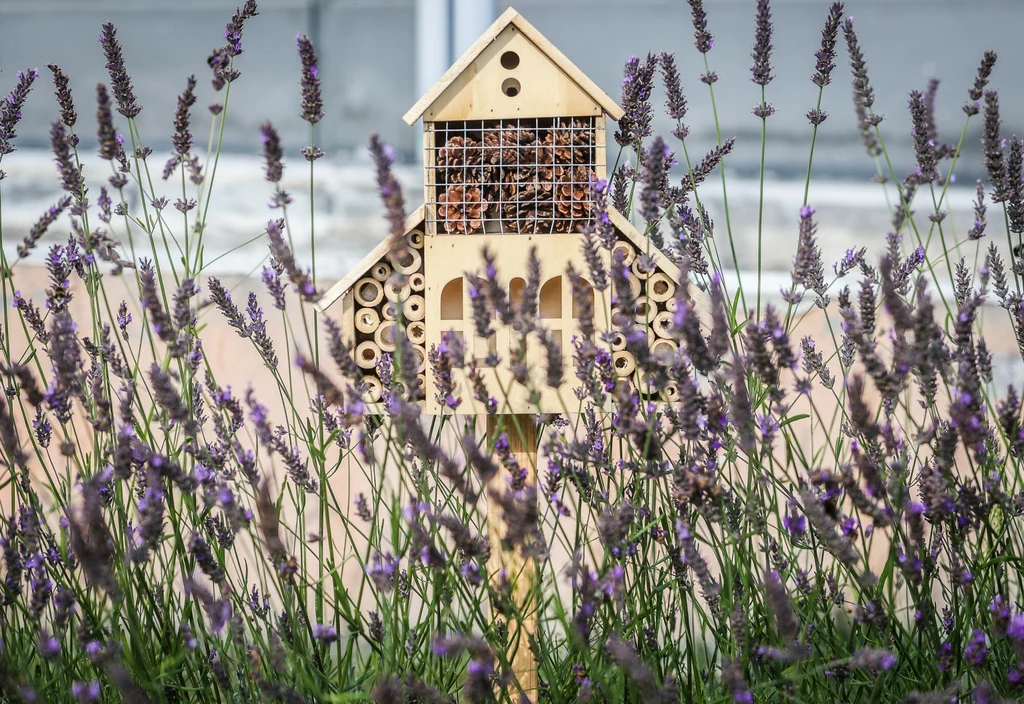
[
  {"left": 316, "top": 205, "right": 426, "bottom": 312},
  {"left": 403, "top": 7, "right": 624, "bottom": 125}
]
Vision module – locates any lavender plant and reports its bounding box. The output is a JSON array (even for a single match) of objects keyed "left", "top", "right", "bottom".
[{"left": 0, "top": 2, "right": 1022, "bottom": 703}]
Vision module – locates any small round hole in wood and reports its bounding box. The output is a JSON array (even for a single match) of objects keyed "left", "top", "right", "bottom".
[
  {"left": 502, "top": 77, "right": 521, "bottom": 97},
  {"left": 500, "top": 51, "right": 520, "bottom": 69}
]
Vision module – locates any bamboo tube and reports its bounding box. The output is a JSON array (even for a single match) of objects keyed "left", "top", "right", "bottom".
[
  {"left": 406, "top": 228, "right": 425, "bottom": 250},
  {"left": 611, "top": 331, "right": 627, "bottom": 351},
  {"left": 651, "top": 338, "right": 677, "bottom": 360},
  {"left": 634, "top": 299, "right": 657, "bottom": 325},
  {"left": 627, "top": 273, "right": 642, "bottom": 299},
  {"left": 370, "top": 261, "right": 392, "bottom": 282},
  {"left": 662, "top": 383, "right": 680, "bottom": 402},
  {"left": 394, "top": 247, "right": 422, "bottom": 275},
  {"left": 637, "top": 369, "right": 659, "bottom": 397},
  {"left": 355, "top": 308, "right": 380, "bottom": 334},
  {"left": 665, "top": 297, "right": 678, "bottom": 313},
  {"left": 611, "top": 241, "right": 636, "bottom": 266},
  {"left": 403, "top": 294, "right": 426, "bottom": 321},
  {"left": 647, "top": 272, "right": 675, "bottom": 302},
  {"left": 612, "top": 351, "right": 636, "bottom": 377},
  {"left": 361, "top": 376, "right": 383, "bottom": 403},
  {"left": 354, "top": 278, "right": 384, "bottom": 308},
  {"left": 355, "top": 341, "right": 381, "bottom": 370},
  {"left": 411, "top": 345, "right": 427, "bottom": 373},
  {"left": 632, "top": 255, "right": 656, "bottom": 280},
  {"left": 384, "top": 279, "right": 410, "bottom": 303},
  {"left": 417, "top": 373, "right": 428, "bottom": 398},
  {"left": 382, "top": 301, "right": 398, "bottom": 320},
  {"left": 407, "top": 321, "right": 427, "bottom": 345},
  {"left": 653, "top": 311, "right": 675, "bottom": 339},
  {"left": 409, "top": 272, "right": 426, "bottom": 292},
  {"left": 375, "top": 321, "right": 398, "bottom": 352}
]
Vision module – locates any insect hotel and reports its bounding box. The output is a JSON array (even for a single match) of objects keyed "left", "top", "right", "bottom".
[
  {"left": 316, "top": 7, "right": 687, "bottom": 697},
  {"left": 317, "top": 7, "right": 684, "bottom": 416}
]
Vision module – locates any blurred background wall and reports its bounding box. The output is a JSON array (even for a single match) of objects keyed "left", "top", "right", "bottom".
[
  {"left": 0, "top": 0, "right": 1019, "bottom": 283},
  {"left": 0, "top": 0, "right": 1020, "bottom": 170}
]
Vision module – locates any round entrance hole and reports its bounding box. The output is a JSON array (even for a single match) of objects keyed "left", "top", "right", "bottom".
[
  {"left": 501, "top": 77, "right": 521, "bottom": 97},
  {"left": 500, "top": 51, "right": 520, "bottom": 69}
]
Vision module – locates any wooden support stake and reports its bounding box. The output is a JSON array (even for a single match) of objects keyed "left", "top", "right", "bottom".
[{"left": 485, "top": 414, "right": 538, "bottom": 701}]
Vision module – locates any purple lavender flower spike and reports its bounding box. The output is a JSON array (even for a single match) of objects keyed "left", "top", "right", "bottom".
[
  {"left": 812, "top": 3, "right": 844, "bottom": 87},
  {"left": 0, "top": 67, "right": 39, "bottom": 157},
  {"left": 297, "top": 33, "right": 324, "bottom": 124},
  {"left": 172, "top": 75, "right": 197, "bottom": 156},
  {"left": 98, "top": 23, "right": 141, "bottom": 117},
  {"left": 687, "top": 0, "right": 714, "bottom": 54},
  {"left": 751, "top": 0, "right": 774, "bottom": 87}
]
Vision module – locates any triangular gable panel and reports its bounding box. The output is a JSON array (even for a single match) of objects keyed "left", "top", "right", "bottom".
[
  {"left": 423, "top": 24, "right": 601, "bottom": 122},
  {"left": 404, "top": 9, "right": 623, "bottom": 125}
]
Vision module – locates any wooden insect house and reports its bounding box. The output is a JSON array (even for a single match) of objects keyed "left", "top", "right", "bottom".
[{"left": 318, "top": 7, "right": 685, "bottom": 416}]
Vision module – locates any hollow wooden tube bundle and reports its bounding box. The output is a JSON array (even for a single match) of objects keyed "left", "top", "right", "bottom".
[
  {"left": 409, "top": 272, "right": 426, "bottom": 292},
  {"left": 355, "top": 341, "right": 382, "bottom": 370},
  {"left": 611, "top": 241, "right": 636, "bottom": 266},
  {"left": 634, "top": 299, "right": 657, "bottom": 324},
  {"left": 354, "top": 278, "right": 384, "bottom": 308},
  {"left": 382, "top": 301, "right": 399, "bottom": 320},
  {"left": 631, "top": 255, "right": 656, "bottom": 280},
  {"left": 647, "top": 272, "right": 675, "bottom": 302},
  {"left": 650, "top": 338, "right": 677, "bottom": 360},
  {"left": 361, "top": 376, "right": 383, "bottom": 403},
  {"left": 612, "top": 351, "right": 636, "bottom": 377},
  {"left": 371, "top": 261, "right": 392, "bottom": 282},
  {"left": 384, "top": 279, "right": 410, "bottom": 303},
  {"left": 411, "top": 345, "right": 427, "bottom": 373},
  {"left": 665, "top": 297, "right": 678, "bottom": 313},
  {"left": 403, "top": 294, "right": 426, "bottom": 321},
  {"left": 653, "top": 311, "right": 675, "bottom": 339},
  {"left": 375, "top": 320, "right": 399, "bottom": 352},
  {"left": 407, "top": 321, "right": 427, "bottom": 345},
  {"left": 611, "top": 331, "right": 627, "bottom": 351},
  {"left": 406, "top": 229, "right": 425, "bottom": 250},
  {"left": 393, "top": 247, "right": 422, "bottom": 275},
  {"left": 355, "top": 308, "right": 381, "bottom": 334}
]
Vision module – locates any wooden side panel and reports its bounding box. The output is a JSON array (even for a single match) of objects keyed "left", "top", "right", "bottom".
[
  {"left": 425, "top": 25, "right": 602, "bottom": 122},
  {"left": 423, "top": 126, "right": 438, "bottom": 236},
  {"left": 594, "top": 114, "right": 607, "bottom": 181}
]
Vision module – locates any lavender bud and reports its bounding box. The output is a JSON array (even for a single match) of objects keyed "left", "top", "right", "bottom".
[
  {"left": 46, "top": 64, "right": 77, "bottom": 130},
  {"left": 750, "top": 0, "right": 774, "bottom": 87},
  {"left": 98, "top": 23, "right": 141, "bottom": 118},
  {"left": 687, "top": 0, "right": 714, "bottom": 54},
  {"left": 297, "top": 34, "right": 324, "bottom": 124},
  {"left": 172, "top": 75, "right": 197, "bottom": 156},
  {"left": 812, "top": 3, "right": 844, "bottom": 87}
]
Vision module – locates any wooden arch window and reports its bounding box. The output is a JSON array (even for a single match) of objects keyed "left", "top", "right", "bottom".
[
  {"left": 441, "top": 277, "right": 463, "bottom": 320},
  {"left": 539, "top": 277, "right": 561, "bottom": 319}
]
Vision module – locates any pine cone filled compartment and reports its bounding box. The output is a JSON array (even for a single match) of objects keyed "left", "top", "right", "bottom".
[{"left": 429, "top": 118, "right": 599, "bottom": 235}]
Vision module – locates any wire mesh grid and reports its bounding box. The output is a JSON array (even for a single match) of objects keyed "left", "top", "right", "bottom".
[{"left": 426, "top": 117, "right": 603, "bottom": 235}]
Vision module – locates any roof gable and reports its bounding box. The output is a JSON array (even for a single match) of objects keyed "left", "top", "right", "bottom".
[
  {"left": 404, "top": 8, "right": 623, "bottom": 125},
  {"left": 316, "top": 206, "right": 425, "bottom": 312}
]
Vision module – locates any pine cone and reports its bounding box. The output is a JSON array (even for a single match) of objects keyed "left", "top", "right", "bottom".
[
  {"left": 553, "top": 165, "right": 595, "bottom": 232},
  {"left": 438, "top": 185, "right": 488, "bottom": 234}
]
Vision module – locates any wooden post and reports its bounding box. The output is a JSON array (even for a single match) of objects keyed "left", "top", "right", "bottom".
[{"left": 486, "top": 413, "right": 538, "bottom": 701}]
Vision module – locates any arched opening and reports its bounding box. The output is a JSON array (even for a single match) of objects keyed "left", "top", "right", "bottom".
[
  {"left": 509, "top": 277, "right": 527, "bottom": 312},
  {"left": 571, "top": 278, "right": 594, "bottom": 319},
  {"left": 440, "top": 278, "right": 463, "bottom": 320},
  {"left": 539, "top": 276, "right": 561, "bottom": 319}
]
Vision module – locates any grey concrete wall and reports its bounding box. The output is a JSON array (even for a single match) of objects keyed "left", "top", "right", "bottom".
[{"left": 0, "top": 0, "right": 1020, "bottom": 176}]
